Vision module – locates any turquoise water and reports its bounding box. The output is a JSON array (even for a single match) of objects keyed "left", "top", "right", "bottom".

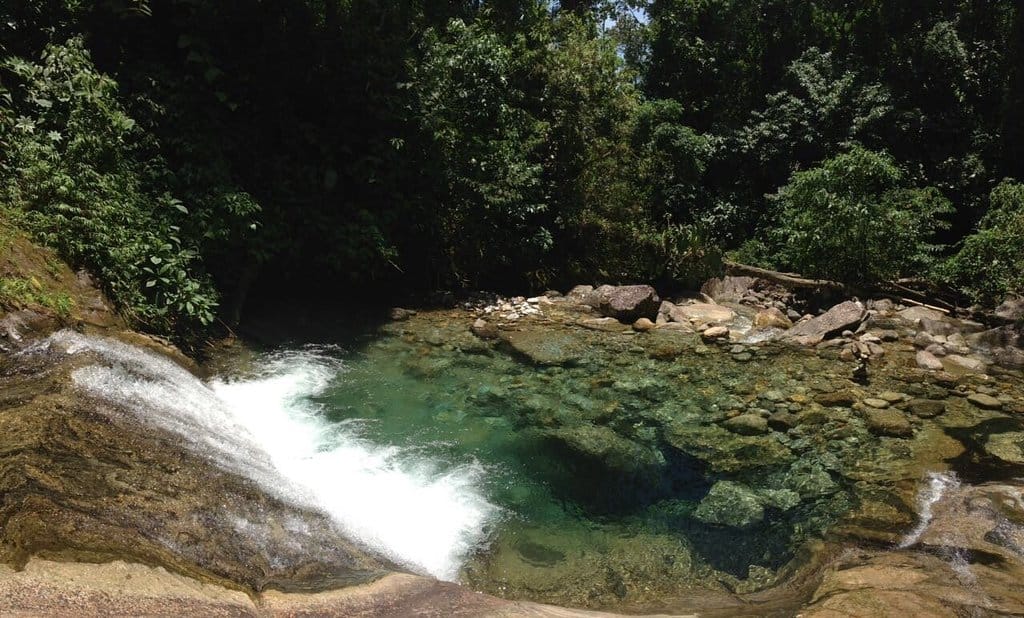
[{"left": 219, "top": 309, "right": 1022, "bottom": 609}]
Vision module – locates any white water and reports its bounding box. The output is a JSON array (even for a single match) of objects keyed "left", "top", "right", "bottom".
[
  {"left": 31, "top": 330, "right": 496, "bottom": 581},
  {"left": 897, "top": 471, "right": 960, "bottom": 549}
]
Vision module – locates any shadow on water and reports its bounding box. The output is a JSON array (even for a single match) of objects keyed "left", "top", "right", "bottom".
[{"left": 945, "top": 417, "right": 1024, "bottom": 484}]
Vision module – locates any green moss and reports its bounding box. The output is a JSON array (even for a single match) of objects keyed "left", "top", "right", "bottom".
[{"left": 0, "top": 276, "right": 74, "bottom": 316}]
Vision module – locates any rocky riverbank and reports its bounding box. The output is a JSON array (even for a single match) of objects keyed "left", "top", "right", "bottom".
[{"left": 4, "top": 227, "right": 1024, "bottom": 616}]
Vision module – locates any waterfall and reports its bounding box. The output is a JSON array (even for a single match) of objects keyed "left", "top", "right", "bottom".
[
  {"left": 31, "top": 330, "right": 497, "bottom": 582},
  {"left": 897, "top": 471, "right": 960, "bottom": 549}
]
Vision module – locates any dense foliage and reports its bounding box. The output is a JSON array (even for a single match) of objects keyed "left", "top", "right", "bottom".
[{"left": 0, "top": 0, "right": 1021, "bottom": 336}]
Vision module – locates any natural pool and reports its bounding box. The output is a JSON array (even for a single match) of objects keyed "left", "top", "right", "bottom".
[{"left": 208, "top": 305, "right": 1024, "bottom": 610}]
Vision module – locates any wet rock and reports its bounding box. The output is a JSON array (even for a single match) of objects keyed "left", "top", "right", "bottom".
[
  {"left": 701, "top": 326, "right": 729, "bottom": 341},
  {"left": 915, "top": 350, "right": 944, "bottom": 371},
  {"left": 700, "top": 276, "right": 759, "bottom": 303},
  {"left": 722, "top": 413, "right": 769, "bottom": 436},
  {"left": 814, "top": 390, "right": 858, "bottom": 408},
  {"left": 694, "top": 481, "right": 764, "bottom": 528},
  {"left": 877, "top": 391, "right": 906, "bottom": 404},
  {"left": 544, "top": 425, "right": 663, "bottom": 476},
  {"left": 967, "top": 392, "right": 1003, "bottom": 410},
  {"left": 671, "top": 303, "right": 737, "bottom": 327},
  {"left": 768, "top": 411, "right": 798, "bottom": 432},
  {"left": 784, "top": 301, "right": 866, "bottom": 345},
  {"left": 945, "top": 354, "right": 987, "bottom": 373},
  {"left": 864, "top": 409, "right": 913, "bottom": 438},
  {"left": 906, "top": 399, "right": 945, "bottom": 418},
  {"left": 501, "top": 330, "right": 582, "bottom": 366},
  {"left": 471, "top": 318, "right": 498, "bottom": 339},
  {"left": 632, "top": 318, "right": 656, "bottom": 332},
  {"left": 985, "top": 432, "right": 1024, "bottom": 464},
  {"left": 594, "top": 285, "right": 660, "bottom": 322},
  {"left": 753, "top": 307, "right": 792, "bottom": 330}
]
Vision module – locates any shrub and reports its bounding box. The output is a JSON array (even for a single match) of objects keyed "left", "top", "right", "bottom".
[
  {"left": 941, "top": 179, "right": 1024, "bottom": 304},
  {"left": 1, "top": 38, "right": 218, "bottom": 331},
  {"left": 769, "top": 145, "right": 952, "bottom": 284}
]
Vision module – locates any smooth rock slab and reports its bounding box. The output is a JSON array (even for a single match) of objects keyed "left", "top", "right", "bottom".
[
  {"left": 985, "top": 432, "right": 1024, "bottom": 464},
  {"left": 671, "top": 303, "right": 737, "bottom": 326},
  {"left": 864, "top": 409, "right": 913, "bottom": 438},
  {"left": 785, "top": 301, "right": 866, "bottom": 345},
  {"left": 967, "top": 393, "right": 1003, "bottom": 410},
  {"left": 502, "top": 330, "right": 582, "bottom": 365}
]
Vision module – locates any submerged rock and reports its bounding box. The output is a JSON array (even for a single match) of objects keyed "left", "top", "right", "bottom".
[
  {"left": 967, "top": 392, "right": 1003, "bottom": 410},
  {"left": 722, "top": 413, "right": 769, "bottom": 436},
  {"left": 694, "top": 481, "right": 764, "bottom": 528},
  {"left": 501, "top": 330, "right": 582, "bottom": 366},
  {"left": 985, "top": 432, "right": 1024, "bottom": 464},
  {"left": 863, "top": 408, "right": 913, "bottom": 438}
]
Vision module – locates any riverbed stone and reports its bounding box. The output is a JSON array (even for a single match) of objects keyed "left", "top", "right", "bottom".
[
  {"left": 753, "top": 307, "right": 792, "bottom": 330},
  {"left": 906, "top": 399, "right": 945, "bottom": 418},
  {"left": 967, "top": 392, "right": 1003, "bottom": 410},
  {"left": 945, "top": 354, "right": 987, "bottom": 373},
  {"left": 916, "top": 350, "right": 944, "bottom": 371},
  {"left": 701, "top": 326, "right": 729, "bottom": 341},
  {"left": 785, "top": 301, "right": 866, "bottom": 345},
  {"left": 898, "top": 306, "right": 946, "bottom": 324},
  {"left": 694, "top": 481, "right": 764, "bottom": 528},
  {"left": 472, "top": 318, "right": 498, "bottom": 339},
  {"left": 864, "top": 409, "right": 913, "bottom": 438},
  {"left": 722, "top": 413, "right": 769, "bottom": 436},
  {"left": 632, "top": 317, "right": 656, "bottom": 332},
  {"left": 671, "top": 303, "right": 737, "bottom": 326},
  {"left": 862, "top": 398, "right": 890, "bottom": 409},
  {"left": 814, "top": 390, "right": 858, "bottom": 408},
  {"left": 985, "top": 432, "right": 1024, "bottom": 464},
  {"left": 501, "top": 330, "right": 582, "bottom": 366}
]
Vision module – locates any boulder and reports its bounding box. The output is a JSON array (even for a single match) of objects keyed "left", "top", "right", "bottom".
[
  {"left": 919, "top": 317, "right": 956, "bottom": 337},
  {"left": 784, "top": 301, "right": 866, "bottom": 344},
  {"left": 594, "top": 285, "right": 661, "bottom": 322},
  {"left": 566, "top": 284, "right": 594, "bottom": 302},
  {"left": 864, "top": 409, "right": 913, "bottom": 438},
  {"left": 722, "top": 413, "right": 769, "bottom": 436},
  {"left": 700, "top": 276, "right": 759, "bottom": 303},
  {"left": 995, "top": 296, "right": 1024, "bottom": 323},
  {"left": 670, "top": 303, "right": 737, "bottom": 326},
  {"left": 694, "top": 481, "right": 765, "bottom": 528},
  {"left": 753, "top": 307, "right": 793, "bottom": 330}
]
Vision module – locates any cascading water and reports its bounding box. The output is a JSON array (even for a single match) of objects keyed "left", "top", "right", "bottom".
[
  {"left": 897, "top": 471, "right": 960, "bottom": 549},
  {"left": 33, "top": 330, "right": 497, "bottom": 581}
]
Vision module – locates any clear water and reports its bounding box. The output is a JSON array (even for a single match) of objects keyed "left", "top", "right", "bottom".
[{"left": 206, "top": 311, "right": 1001, "bottom": 608}]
